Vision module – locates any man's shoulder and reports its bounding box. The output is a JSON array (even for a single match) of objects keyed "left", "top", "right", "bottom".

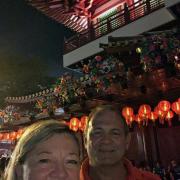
[{"left": 133, "top": 167, "right": 160, "bottom": 180}]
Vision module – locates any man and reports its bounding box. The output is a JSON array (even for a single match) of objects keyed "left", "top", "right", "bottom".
[{"left": 80, "top": 105, "right": 160, "bottom": 180}]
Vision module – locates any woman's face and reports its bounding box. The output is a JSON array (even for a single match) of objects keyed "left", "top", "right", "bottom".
[{"left": 17, "top": 133, "right": 80, "bottom": 180}]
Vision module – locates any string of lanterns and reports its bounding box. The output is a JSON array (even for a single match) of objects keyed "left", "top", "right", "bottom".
[
  {"left": 0, "top": 98, "right": 179, "bottom": 141},
  {"left": 0, "top": 129, "right": 24, "bottom": 142},
  {"left": 122, "top": 98, "right": 180, "bottom": 127},
  {"left": 67, "top": 115, "right": 88, "bottom": 132},
  {"left": 67, "top": 98, "right": 180, "bottom": 132}
]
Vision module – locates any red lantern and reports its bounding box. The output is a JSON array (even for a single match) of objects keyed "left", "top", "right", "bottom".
[
  {"left": 16, "top": 134, "right": 21, "bottom": 140},
  {"left": 135, "top": 114, "right": 142, "bottom": 124},
  {"left": 158, "top": 100, "right": 171, "bottom": 112},
  {"left": 122, "top": 107, "right": 134, "bottom": 118},
  {"left": 69, "top": 117, "right": 79, "bottom": 132},
  {"left": 80, "top": 116, "right": 88, "bottom": 131},
  {"left": 126, "top": 115, "right": 135, "bottom": 126},
  {"left": 165, "top": 111, "right": 174, "bottom": 126},
  {"left": 139, "top": 104, "right": 151, "bottom": 115},
  {"left": 148, "top": 112, "right": 158, "bottom": 122},
  {"left": 18, "top": 129, "right": 24, "bottom": 135},
  {"left": 3, "top": 133, "right": 10, "bottom": 140},
  {"left": 172, "top": 101, "right": 180, "bottom": 115},
  {"left": 154, "top": 106, "right": 165, "bottom": 124},
  {"left": 0, "top": 133, "right": 3, "bottom": 140},
  {"left": 10, "top": 132, "right": 17, "bottom": 140}
]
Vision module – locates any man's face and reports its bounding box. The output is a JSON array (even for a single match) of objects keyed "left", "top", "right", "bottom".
[{"left": 85, "top": 110, "right": 130, "bottom": 167}]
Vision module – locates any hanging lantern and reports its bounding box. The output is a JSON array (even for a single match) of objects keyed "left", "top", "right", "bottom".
[
  {"left": 126, "top": 115, "right": 135, "bottom": 126},
  {"left": 9, "top": 132, "right": 17, "bottom": 141},
  {"left": 148, "top": 112, "right": 158, "bottom": 122},
  {"left": 154, "top": 106, "right": 165, "bottom": 124},
  {"left": 165, "top": 111, "right": 174, "bottom": 126},
  {"left": 79, "top": 116, "right": 88, "bottom": 131},
  {"left": 122, "top": 107, "right": 134, "bottom": 119},
  {"left": 16, "top": 134, "right": 22, "bottom": 140},
  {"left": 171, "top": 101, "right": 180, "bottom": 115},
  {"left": 138, "top": 104, "right": 151, "bottom": 118},
  {"left": 158, "top": 100, "right": 171, "bottom": 112},
  {"left": 18, "top": 129, "right": 24, "bottom": 135},
  {"left": 17, "top": 129, "right": 24, "bottom": 138},
  {"left": 3, "top": 133, "right": 10, "bottom": 140},
  {"left": 69, "top": 117, "right": 79, "bottom": 132},
  {"left": 0, "top": 133, "right": 3, "bottom": 140},
  {"left": 135, "top": 114, "right": 142, "bottom": 125}
]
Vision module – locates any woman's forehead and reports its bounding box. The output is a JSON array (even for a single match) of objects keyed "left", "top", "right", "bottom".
[{"left": 31, "top": 133, "right": 79, "bottom": 153}]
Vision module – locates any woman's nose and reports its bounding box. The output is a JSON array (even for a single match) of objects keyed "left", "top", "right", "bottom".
[{"left": 50, "top": 162, "right": 68, "bottom": 179}]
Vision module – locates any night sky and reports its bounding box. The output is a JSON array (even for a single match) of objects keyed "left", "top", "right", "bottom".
[{"left": 0, "top": 0, "right": 73, "bottom": 76}]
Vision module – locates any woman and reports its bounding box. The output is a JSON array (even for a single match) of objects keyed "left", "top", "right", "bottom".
[{"left": 4, "top": 120, "right": 80, "bottom": 180}]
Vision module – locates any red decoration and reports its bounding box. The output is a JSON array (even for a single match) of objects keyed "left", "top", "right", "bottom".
[
  {"left": 126, "top": 115, "right": 135, "bottom": 126},
  {"left": 3, "top": 133, "right": 10, "bottom": 140},
  {"left": 18, "top": 129, "right": 24, "bottom": 135},
  {"left": 138, "top": 104, "right": 151, "bottom": 115},
  {"left": 158, "top": 100, "right": 171, "bottom": 112},
  {"left": 138, "top": 104, "right": 151, "bottom": 118},
  {"left": 148, "top": 112, "right": 158, "bottom": 122},
  {"left": 9, "top": 132, "right": 17, "bottom": 140},
  {"left": 69, "top": 117, "right": 80, "bottom": 132},
  {"left": 165, "top": 111, "right": 174, "bottom": 126},
  {"left": 0, "top": 133, "right": 3, "bottom": 140},
  {"left": 95, "top": 55, "right": 102, "bottom": 62},
  {"left": 171, "top": 101, "right": 180, "bottom": 115},
  {"left": 135, "top": 114, "right": 142, "bottom": 124},
  {"left": 79, "top": 115, "right": 88, "bottom": 131},
  {"left": 122, "top": 107, "right": 134, "bottom": 118},
  {"left": 154, "top": 106, "right": 165, "bottom": 124}
]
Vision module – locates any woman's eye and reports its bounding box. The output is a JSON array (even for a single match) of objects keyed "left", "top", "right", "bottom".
[
  {"left": 39, "top": 159, "right": 50, "bottom": 163},
  {"left": 67, "top": 160, "right": 79, "bottom": 165}
]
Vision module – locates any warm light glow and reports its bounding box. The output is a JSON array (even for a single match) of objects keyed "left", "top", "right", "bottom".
[
  {"left": 148, "top": 112, "right": 158, "bottom": 122},
  {"left": 172, "top": 101, "right": 180, "bottom": 115},
  {"left": 69, "top": 117, "right": 79, "bottom": 132},
  {"left": 122, "top": 107, "right": 134, "bottom": 118},
  {"left": 138, "top": 104, "right": 151, "bottom": 115},
  {"left": 136, "top": 47, "right": 142, "bottom": 54},
  {"left": 158, "top": 100, "right": 171, "bottom": 112}
]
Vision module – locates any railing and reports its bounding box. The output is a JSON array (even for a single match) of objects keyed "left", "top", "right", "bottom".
[{"left": 64, "top": 0, "right": 165, "bottom": 54}]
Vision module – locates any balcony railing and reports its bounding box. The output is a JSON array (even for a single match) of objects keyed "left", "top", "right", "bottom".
[{"left": 64, "top": 0, "right": 165, "bottom": 54}]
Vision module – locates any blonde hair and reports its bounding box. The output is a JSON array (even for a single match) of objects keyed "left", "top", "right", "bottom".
[{"left": 4, "top": 120, "right": 79, "bottom": 180}]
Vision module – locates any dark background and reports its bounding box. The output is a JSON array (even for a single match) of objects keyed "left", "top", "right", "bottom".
[{"left": 0, "top": 0, "right": 74, "bottom": 105}]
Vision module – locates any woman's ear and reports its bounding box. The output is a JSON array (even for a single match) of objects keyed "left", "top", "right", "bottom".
[{"left": 15, "top": 164, "right": 23, "bottom": 180}]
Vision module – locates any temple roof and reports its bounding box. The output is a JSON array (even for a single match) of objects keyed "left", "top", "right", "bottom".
[{"left": 27, "top": 0, "right": 109, "bottom": 32}]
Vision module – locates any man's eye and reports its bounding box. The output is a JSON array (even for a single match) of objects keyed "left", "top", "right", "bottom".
[
  {"left": 93, "top": 131, "right": 102, "bottom": 135},
  {"left": 112, "top": 131, "right": 122, "bottom": 136}
]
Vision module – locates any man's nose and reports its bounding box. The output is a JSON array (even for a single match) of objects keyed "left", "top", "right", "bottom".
[{"left": 101, "top": 133, "right": 112, "bottom": 143}]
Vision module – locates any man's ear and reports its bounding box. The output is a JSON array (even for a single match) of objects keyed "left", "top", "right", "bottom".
[
  {"left": 125, "top": 133, "right": 131, "bottom": 150},
  {"left": 15, "top": 164, "right": 23, "bottom": 180}
]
